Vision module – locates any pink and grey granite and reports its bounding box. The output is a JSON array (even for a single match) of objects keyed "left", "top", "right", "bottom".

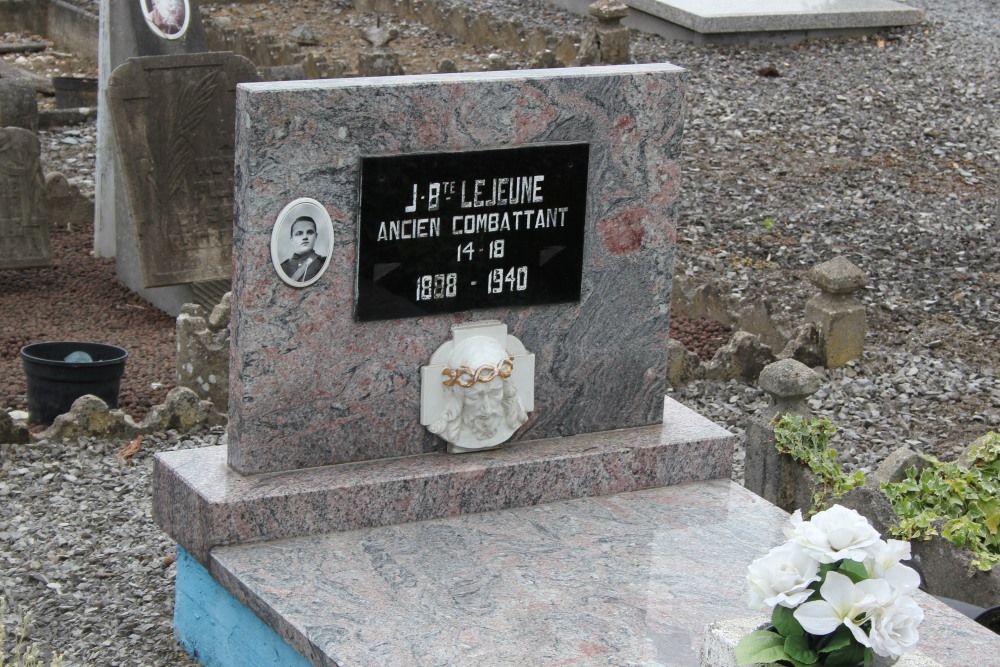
[
  {"left": 230, "top": 64, "right": 686, "bottom": 474},
  {"left": 154, "top": 396, "right": 733, "bottom": 566},
  {"left": 207, "top": 479, "right": 1000, "bottom": 667}
]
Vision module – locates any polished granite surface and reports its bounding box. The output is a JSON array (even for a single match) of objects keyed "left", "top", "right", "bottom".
[
  {"left": 230, "top": 64, "right": 686, "bottom": 475},
  {"left": 209, "top": 480, "right": 1000, "bottom": 667},
  {"left": 155, "top": 396, "right": 734, "bottom": 566}
]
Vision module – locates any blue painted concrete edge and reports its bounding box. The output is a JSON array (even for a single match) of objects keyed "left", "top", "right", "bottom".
[{"left": 174, "top": 545, "right": 314, "bottom": 667}]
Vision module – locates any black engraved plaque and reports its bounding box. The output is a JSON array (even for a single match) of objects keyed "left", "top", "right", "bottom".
[{"left": 356, "top": 143, "right": 589, "bottom": 321}]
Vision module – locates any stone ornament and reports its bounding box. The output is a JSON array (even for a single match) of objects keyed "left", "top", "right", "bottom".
[
  {"left": 270, "top": 197, "right": 334, "bottom": 288},
  {"left": 421, "top": 321, "right": 534, "bottom": 453},
  {"left": 140, "top": 0, "right": 191, "bottom": 40}
]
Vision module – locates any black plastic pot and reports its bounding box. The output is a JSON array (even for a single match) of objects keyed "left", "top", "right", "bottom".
[{"left": 20, "top": 342, "right": 128, "bottom": 426}]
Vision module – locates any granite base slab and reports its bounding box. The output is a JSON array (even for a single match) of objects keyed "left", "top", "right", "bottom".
[
  {"left": 154, "top": 396, "right": 735, "bottom": 566},
  {"left": 191, "top": 480, "right": 1000, "bottom": 667}
]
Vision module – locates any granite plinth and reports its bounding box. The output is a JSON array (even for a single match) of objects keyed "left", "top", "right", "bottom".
[
  {"left": 154, "top": 396, "right": 734, "bottom": 566},
  {"left": 626, "top": 0, "right": 922, "bottom": 34},
  {"left": 231, "top": 64, "right": 686, "bottom": 474},
  {"left": 196, "top": 480, "right": 1000, "bottom": 667}
]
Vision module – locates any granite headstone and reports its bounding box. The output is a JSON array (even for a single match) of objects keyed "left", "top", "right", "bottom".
[
  {"left": 230, "top": 64, "right": 686, "bottom": 474},
  {"left": 107, "top": 52, "right": 258, "bottom": 287},
  {"left": 0, "top": 127, "right": 50, "bottom": 269}
]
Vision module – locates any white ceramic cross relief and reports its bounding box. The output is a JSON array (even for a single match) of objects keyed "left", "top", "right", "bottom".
[{"left": 420, "top": 320, "right": 534, "bottom": 453}]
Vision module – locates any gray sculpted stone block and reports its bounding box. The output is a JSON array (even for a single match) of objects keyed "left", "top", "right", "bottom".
[
  {"left": 94, "top": 0, "right": 210, "bottom": 312},
  {"left": 107, "top": 52, "right": 258, "bottom": 287},
  {"left": 0, "top": 127, "right": 51, "bottom": 270},
  {"left": 0, "top": 79, "right": 38, "bottom": 132},
  {"left": 231, "top": 64, "right": 686, "bottom": 474}
]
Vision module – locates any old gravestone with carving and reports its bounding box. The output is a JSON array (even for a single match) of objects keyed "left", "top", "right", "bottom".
[
  {"left": 0, "top": 127, "right": 50, "bottom": 270},
  {"left": 95, "top": 0, "right": 212, "bottom": 312},
  {"left": 107, "top": 52, "right": 257, "bottom": 287}
]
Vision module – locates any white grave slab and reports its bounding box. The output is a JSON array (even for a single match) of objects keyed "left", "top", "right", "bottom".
[{"left": 547, "top": 0, "right": 922, "bottom": 44}]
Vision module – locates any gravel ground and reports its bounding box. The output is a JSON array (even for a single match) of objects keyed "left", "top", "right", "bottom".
[{"left": 2, "top": 0, "right": 1000, "bottom": 664}]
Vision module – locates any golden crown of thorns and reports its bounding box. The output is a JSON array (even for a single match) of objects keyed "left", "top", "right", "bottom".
[{"left": 441, "top": 356, "right": 514, "bottom": 388}]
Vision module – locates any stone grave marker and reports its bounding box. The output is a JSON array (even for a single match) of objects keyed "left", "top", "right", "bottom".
[
  {"left": 149, "top": 64, "right": 1000, "bottom": 667},
  {"left": 0, "top": 127, "right": 50, "bottom": 269},
  {"left": 107, "top": 52, "right": 258, "bottom": 288},
  {"left": 0, "top": 79, "right": 38, "bottom": 132},
  {"left": 229, "top": 64, "right": 685, "bottom": 474},
  {"left": 95, "top": 0, "right": 210, "bottom": 312}
]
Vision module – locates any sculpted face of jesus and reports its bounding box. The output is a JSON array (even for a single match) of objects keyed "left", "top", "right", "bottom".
[
  {"left": 461, "top": 379, "right": 505, "bottom": 440},
  {"left": 426, "top": 334, "right": 528, "bottom": 452}
]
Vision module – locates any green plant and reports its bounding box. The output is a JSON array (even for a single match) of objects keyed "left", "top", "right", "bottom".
[
  {"left": 0, "top": 598, "right": 65, "bottom": 667},
  {"left": 772, "top": 415, "right": 864, "bottom": 514},
  {"left": 760, "top": 217, "right": 777, "bottom": 232},
  {"left": 882, "top": 432, "right": 1000, "bottom": 572}
]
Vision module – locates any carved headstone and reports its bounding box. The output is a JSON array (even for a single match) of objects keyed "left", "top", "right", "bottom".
[
  {"left": 0, "top": 127, "right": 50, "bottom": 269},
  {"left": 107, "top": 52, "right": 258, "bottom": 287},
  {"left": 0, "top": 79, "right": 38, "bottom": 132},
  {"left": 94, "top": 0, "right": 209, "bottom": 311}
]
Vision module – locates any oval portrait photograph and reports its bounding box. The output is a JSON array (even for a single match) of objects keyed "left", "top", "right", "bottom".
[
  {"left": 270, "top": 198, "right": 335, "bottom": 288},
  {"left": 140, "top": 0, "right": 190, "bottom": 40}
]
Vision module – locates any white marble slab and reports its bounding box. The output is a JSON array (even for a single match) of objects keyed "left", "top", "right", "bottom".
[{"left": 627, "top": 0, "right": 922, "bottom": 34}]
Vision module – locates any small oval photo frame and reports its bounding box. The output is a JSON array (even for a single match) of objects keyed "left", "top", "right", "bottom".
[
  {"left": 271, "top": 198, "right": 334, "bottom": 288},
  {"left": 140, "top": 0, "right": 191, "bottom": 40}
]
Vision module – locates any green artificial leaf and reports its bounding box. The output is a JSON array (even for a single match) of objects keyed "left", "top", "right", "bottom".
[
  {"left": 837, "top": 559, "right": 869, "bottom": 583},
  {"left": 783, "top": 634, "right": 818, "bottom": 665},
  {"left": 822, "top": 641, "right": 866, "bottom": 666},
  {"left": 735, "top": 630, "right": 787, "bottom": 665},
  {"left": 817, "top": 625, "right": 852, "bottom": 653},
  {"left": 772, "top": 605, "right": 804, "bottom": 638}
]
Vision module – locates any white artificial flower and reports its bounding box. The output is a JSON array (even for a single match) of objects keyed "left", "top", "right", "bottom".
[
  {"left": 794, "top": 571, "right": 892, "bottom": 645},
  {"left": 784, "top": 505, "right": 881, "bottom": 564},
  {"left": 866, "top": 539, "right": 921, "bottom": 596},
  {"left": 868, "top": 595, "right": 924, "bottom": 660},
  {"left": 747, "top": 542, "right": 821, "bottom": 611}
]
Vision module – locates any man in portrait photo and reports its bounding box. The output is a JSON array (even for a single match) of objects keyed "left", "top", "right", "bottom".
[{"left": 280, "top": 215, "right": 328, "bottom": 283}]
